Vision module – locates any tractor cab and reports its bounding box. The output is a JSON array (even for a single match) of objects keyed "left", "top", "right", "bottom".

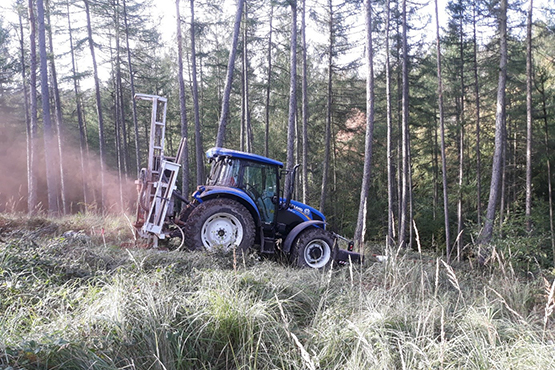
[{"left": 205, "top": 148, "right": 280, "bottom": 226}]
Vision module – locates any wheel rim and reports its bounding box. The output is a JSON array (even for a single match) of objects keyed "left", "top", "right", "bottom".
[
  {"left": 303, "top": 239, "right": 331, "bottom": 268},
  {"left": 201, "top": 212, "right": 244, "bottom": 252}
]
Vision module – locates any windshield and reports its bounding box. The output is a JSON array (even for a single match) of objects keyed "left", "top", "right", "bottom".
[{"left": 207, "top": 158, "right": 241, "bottom": 187}]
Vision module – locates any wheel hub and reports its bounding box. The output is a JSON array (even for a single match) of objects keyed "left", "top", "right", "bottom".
[
  {"left": 303, "top": 239, "right": 331, "bottom": 268},
  {"left": 201, "top": 212, "right": 244, "bottom": 252},
  {"left": 309, "top": 247, "right": 322, "bottom": 260}
]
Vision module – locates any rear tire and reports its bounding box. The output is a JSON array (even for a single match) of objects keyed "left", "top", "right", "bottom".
[
  {"left": 292, "top": 228, "right": 334, "bottom": 269},
  {"left": 183, "top": 198, "right": 255, "bottom": 254}
]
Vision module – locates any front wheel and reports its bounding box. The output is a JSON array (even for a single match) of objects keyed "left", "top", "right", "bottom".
[
  {"left": 183, "top": 198, "right": 255, "bottom": 254},
  {"left": 292, "top": 228, "right": 334, "bottom": 269}
]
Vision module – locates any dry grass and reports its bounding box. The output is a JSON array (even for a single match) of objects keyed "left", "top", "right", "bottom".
[{"left": 1, "top": 212, "right": 555, "bottom": 369}]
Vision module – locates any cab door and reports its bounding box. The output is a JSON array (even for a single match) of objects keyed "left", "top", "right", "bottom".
[{"left": 242, "top": 162, "right": 278, "bottom": 225}]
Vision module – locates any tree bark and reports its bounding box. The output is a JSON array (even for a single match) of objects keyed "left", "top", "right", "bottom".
[
  {"left": 264, "top": 3, "right": 274, "bottom": 158},
  {"left": 385, "top": 0, "right": 394, "bottom": 248},
  {"left": 66, "top": 0, "right": 89, "bottom": 209},
  {"left": 112, "top": 0, "right": 126, "bottom": 211},
  {"left": 285, "top": 0, "right": 298, "bottom": 200},
  {"left": 37, "top": 0, "right": 59, "bottom": 215},
  {"left": 45, "top": 0, "right": 67, "bottom": 214},
  {"left": 122, "top": 0, "right": 141, "bottom": 175},
  {"left": 525, "top": 0, "right": 533, "bottom": 232},
  {"left": 114, "top": 2, "right": 129, "bottom": 178},
  {"left": 21, "top": 1, "right": 37, "bottom": 215},
  {"left": 479, "top": 0, "right": 507, "bottom": 244},
  {"left": 84, "top": 0, "right": 106, "bottom": 211},
  {"left": 215, "top": 0, "right": 244, "bottom": 148},
  {"left": 456, "top": 5, "right": 465, "bottom": 258},
  {"left": 538, "top": 78, "right": 555, "bottom": 266},
  {"left": 301, "top": 0, "right": 309, "bottom": 204},
  {"left": 176, "top": 0, "right": 190, "bottom": 197},
  {"left": 399, "top": 0, "right": 410, "bottom": 247},
  {"left": 435, "top": 0, "right": 451, "bottom": 259},
  {"left": 353, "top": 0, "right": 375, "bottom": 249},
  {"left": 243, "top": 2, "right": 253, "bottom": 152},
  {"left": 189, "top": 0, "right": 204, "bottom": 185},
  {"left": 319, "top": 0, "right": 332, "bottom": 214},
  {"left": 111, "top": 36, "right": 125, "bottom": 212},
  {"left": 472, "top": 3, "right": 482, "bottom": 227}
]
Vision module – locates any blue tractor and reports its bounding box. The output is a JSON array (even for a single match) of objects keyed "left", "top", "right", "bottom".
[
  {"left": 132, "top": 94, "right": 362, "bottom": 268},
  {"left": 175, "top": 148, "right": 362, "bottom": 268}
]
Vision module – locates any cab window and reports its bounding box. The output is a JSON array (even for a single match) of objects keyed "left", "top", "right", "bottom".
[{"left": 243, "top": 162, "right": 277, "bottom": 223}]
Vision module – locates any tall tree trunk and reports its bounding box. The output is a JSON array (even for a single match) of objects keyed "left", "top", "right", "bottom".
[
  {"left": 110, "top": 0, "right": 127, "bottom": 212},
  {"left": 84, "top": 0, "right": 106, "bottom": 211},
  {"left": 399, "top": 0, "right": 410, "bottom": 247},
  {"left": 435, "top": 0, "right": 451, "bottom": 259},
  {"left": 189, "top": 0, "right": 204, "bottom": 185},
  {"left": 265, "top": 3, "right": 274, "bottom": 158},
  {"left": 472, "top": 2, "right": 482, "bottom": 226},
  {"left": 45, "top": 0, "right": 67, "bottom": 214},
  {"left": 301, "top": 0, "right": 308, "bottom": 204},
  {"left": 66, "top": 0, "right": 88, "bottom": 209},
  {"left": 456, "top": 7, "right": 465, "bottom": 258},
  {"left": 539, "top": 78, "right": 555, "bottom": 265},
  {"left": 385, "top": 0, "right": 394, "bottom": 248},
  {"left": 284, "top": 0, "right": 297, "bottom": 200},
  {"left": 176, "top": 0, "right": 189, "bottom": 197},
  {"left": 353, "top": 0, "right": 376, "bottom": 249},
  {"left": 37, "top": 0, "right": 59, "bottom": 215},
  {"left": 122, "top": 0, "right": 140, "bottom": 174},
  {"left": 432, "top": 114, "right": 439, "bottom": 221},
  {"left": 21, "top": 2, "right": 36, "bottom": 215},
  {"left": 499, "top": 138, "right": 506, "bottom": 233},
  {"left": 319, "top": 0, "right": 332, "bottom": 213},
  {"left": 109, "top": 27, "right": 125, "bottom": 212},
  {"left": 215, "top": 0, "right": 244, "bottom": 148},
  {"left": 525, "top": 0, "right": 533, "bottom": 232},
  {"left": 111, "top": 38, "right": 125, "bottom": 212},
  {"left": 479, "top": 0, "right": 507, "bottom": 244},
  {"left": 114, "top": 2, "right": 129, "bottom": 178},
  {"left": 243, "top": 2, "right": 253, "bottom": 152}
]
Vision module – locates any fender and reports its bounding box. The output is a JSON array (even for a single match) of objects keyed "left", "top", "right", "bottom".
[
  {"left": 197, "top": 186, "right": 262, "bottom": 224},
  {"left": 283, "top": 220, "right": 326, "bottom": 254}
]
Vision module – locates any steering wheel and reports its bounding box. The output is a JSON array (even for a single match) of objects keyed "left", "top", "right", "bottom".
[{"left": 244, "top": 183, "right": 262, "bottom": 200}]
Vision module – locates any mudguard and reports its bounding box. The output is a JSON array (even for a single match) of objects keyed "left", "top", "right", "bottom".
[
  {"left": 283, "top": 220, "right": 326, "bottom": 254},
  {"left": 195, "top": 186, "right": 262, "bottom": 221}
]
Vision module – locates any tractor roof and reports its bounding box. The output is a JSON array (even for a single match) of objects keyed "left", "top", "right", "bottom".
[{"left": 206, "top": 147, "right": 283, "bottom": 168}]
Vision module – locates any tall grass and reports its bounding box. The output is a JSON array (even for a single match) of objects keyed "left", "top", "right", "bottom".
[{"left": 1, "top": 213, "right": 554, "bottom": 369}]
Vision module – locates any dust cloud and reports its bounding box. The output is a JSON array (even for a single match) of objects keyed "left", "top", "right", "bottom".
[{"left": 0, "top": 113, "right": 137, "bottom": 215}]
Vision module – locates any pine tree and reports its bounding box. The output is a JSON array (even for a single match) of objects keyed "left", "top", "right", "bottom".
[
  {"left": 84, "top": 0, "right": 106, "bottom": 211},
  {"left": 189, "top": 0, "right": 204, "bottom": 185},
  {"left": 37, "top": 0, "right": 59, "bottom": 215},
  {"left": 215, "top": 0, "right": 244, "bottom": 148},
  {"left": 479, "top": 0, "right": 508, "bottom": 245},
  {"left": 176, "top": 0, "right": 189, "bottom": 197},
  {"left": 353, "top": 0, "right": 376, "bottom": 249},
  {"left": 284, "top": 0, "right": 297, "bottom": 200}
]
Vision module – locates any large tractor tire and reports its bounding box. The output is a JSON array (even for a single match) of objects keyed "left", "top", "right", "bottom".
[
  {"left": 183, "top": 198, "right": 255, "bottom": 254},
  {"left": 291, "top": 228, "right": 334, "bottom": 269}
]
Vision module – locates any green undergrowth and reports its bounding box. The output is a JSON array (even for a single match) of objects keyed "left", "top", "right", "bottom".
[{"left": 1, "top": 213, "right": 555, "bottom": 369}]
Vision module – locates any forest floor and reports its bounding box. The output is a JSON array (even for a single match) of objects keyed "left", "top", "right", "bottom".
[{"left": 1, "top": 212, "right": 555, "bottom": 369}]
